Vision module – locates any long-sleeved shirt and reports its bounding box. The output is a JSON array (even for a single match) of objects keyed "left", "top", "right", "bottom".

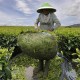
[{"left": 34, "top": 13, "right": 61, "bottom": 30}]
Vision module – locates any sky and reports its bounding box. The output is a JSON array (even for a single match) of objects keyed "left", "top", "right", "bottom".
[{"left": 0, "top": 0, "right": 80, "bottom": 26}]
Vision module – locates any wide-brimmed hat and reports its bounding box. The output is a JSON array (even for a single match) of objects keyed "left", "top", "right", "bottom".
[{"left": 37, "top": 3, "right": 56, "bottom": 13}]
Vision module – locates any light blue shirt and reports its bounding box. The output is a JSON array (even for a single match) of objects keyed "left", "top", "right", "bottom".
[{"left": 35, "top": 13, "right": 61, "bottom": 30}]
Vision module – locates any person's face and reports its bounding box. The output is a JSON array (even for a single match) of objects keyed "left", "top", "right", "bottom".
[{"left": 42, "top": 9, "right": 50, "bottom": 15}]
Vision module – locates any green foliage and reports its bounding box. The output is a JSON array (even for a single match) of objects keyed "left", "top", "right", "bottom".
[
  {"left": 18, "top": 32, "right": 57, "bottom": 59},
  {"left": 11, "top": 53, "right": 38, "bottom": 80},
  {"left": 0, "top": 34, "right": 17, "bottom": 48},
  {"left": 0, "top": 26, "right": 34, "bottom": 35},
  {"left": 10, "top": 52, "right": 80, "bottom": 80},
  {"left": 0, "top": 47, "right": 14, "bottom": 80},
  {"left": 54, "top": 27, "right": 80, "bottom": 60},
  {"left": 72, "top": 48, "right": 80, "bottom": 74},
  {"left": 11, "top": 53, "right": 62, "bottom": 80},
  {"left": 0, "top": 26, "right": 34, "bottom": 48},
  {"left": 72, "top": 48, "right": 80, "bottom": 63},
  {"left": 0, "top": 26, "right": 80, "bottom": 79}
]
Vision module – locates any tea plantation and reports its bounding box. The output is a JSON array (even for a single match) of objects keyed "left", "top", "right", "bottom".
[{"left": 0, "top": 26, "right": 80, "bottom": 80}]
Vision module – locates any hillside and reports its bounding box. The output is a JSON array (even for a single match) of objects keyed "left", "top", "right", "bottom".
[{"left": 66, "top": 24, "right": 80, "bottom": 27}]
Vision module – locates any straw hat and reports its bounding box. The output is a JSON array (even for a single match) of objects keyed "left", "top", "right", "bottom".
[{"left": 37, "top": 3, "right": 56, "bottom": 13}]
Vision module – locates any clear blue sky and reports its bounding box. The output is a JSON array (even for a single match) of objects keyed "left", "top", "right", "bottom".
[{"left": 0, "top": 0, "right": 80, "bottom": 26}]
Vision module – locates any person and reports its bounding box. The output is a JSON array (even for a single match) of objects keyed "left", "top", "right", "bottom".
[
  {"left": 34, "top": 2, "right": 61, "bottom": 31},
  {"left": 33, "top": 2, "right": 61, "bottom": 78}
]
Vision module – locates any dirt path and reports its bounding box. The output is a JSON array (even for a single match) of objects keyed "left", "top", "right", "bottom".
[{"left": 25, "top": 66, "right": 34, "bottom": 80}]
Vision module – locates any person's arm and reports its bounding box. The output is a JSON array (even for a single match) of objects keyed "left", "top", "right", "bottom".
[
  {"left": 34, "top": 14, "right": 40, "bottom": 30},
  {"left": 53, "top": 13, "right": 61, "bottom": 29}
]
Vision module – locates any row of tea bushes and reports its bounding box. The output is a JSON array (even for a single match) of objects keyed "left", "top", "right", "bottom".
[
  {"left": 0, "top": 26, "right": 80, "bottom": 59},
  {"left": 54, "top": 27, "right": 80, "bottom": 60},
  {"left": 0, "top": 26, "right": 80, "bottom": 80},
  {"left": 0, "top": 26, "right": 34, "bottom": 35},
  {"left": 0, "top": 26, "right": 34, "bottom": 48},
  {"left": 53, "top": 27, "right": 80, "bottom": 73}
]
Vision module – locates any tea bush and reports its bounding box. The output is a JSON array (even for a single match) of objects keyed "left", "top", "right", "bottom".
[
  {"left": 54, "top": 27, "right": 80, "bottom": 60},
  {"left": 0, "top": 26, "right": 34, "bottom": 48},
  {"left": 0, "top": 47, "right": 14, "bottom": 79},
  {"left": 18, "top": 32, "right": 57, "bottom": 59},
  {"left": 0, "top": 26, "right": 80, "bottom": 79}
]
